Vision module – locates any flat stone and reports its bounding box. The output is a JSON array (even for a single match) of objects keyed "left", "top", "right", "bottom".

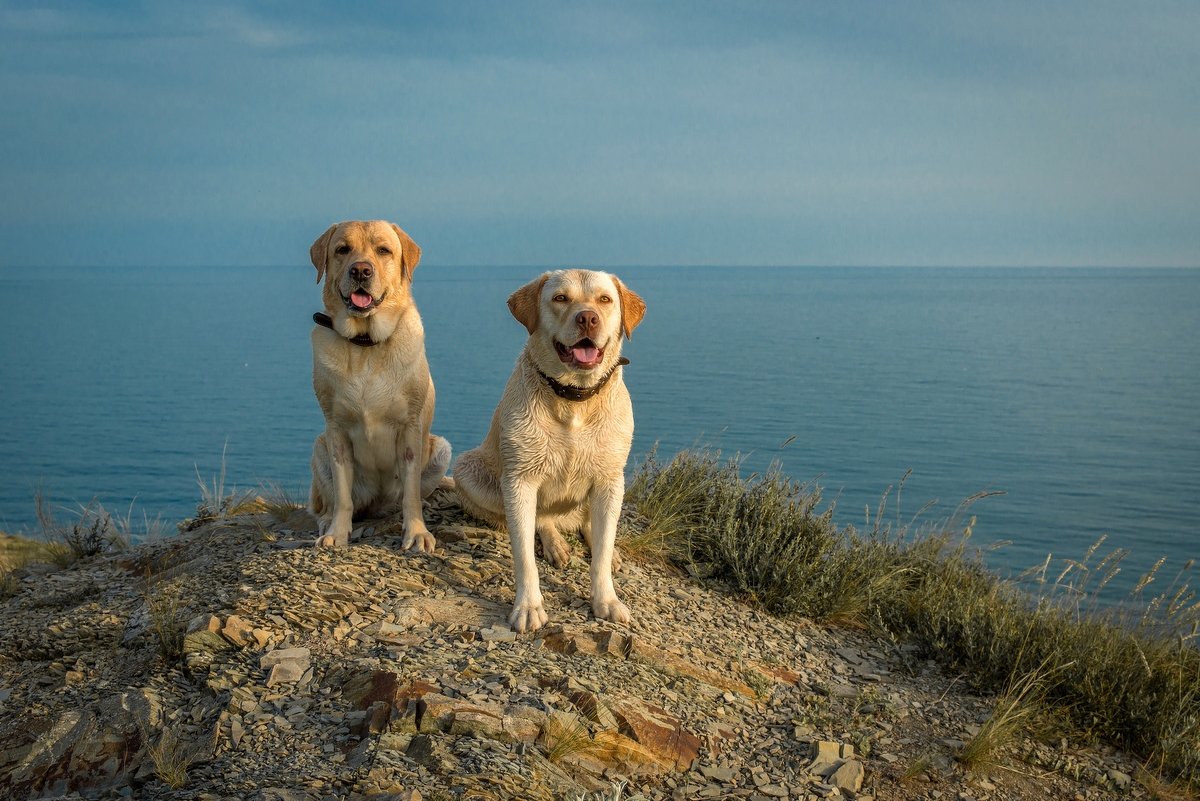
[
  {"left": 260, "top": 647, "right": 311, "bottom": 670},
  {"left": 701, "top": 765, "right": 738, "bottom": 783},
  {"left": 501, "top": 713, "right": 541, "bottom": 743},
  {"left": 830, "top": 759, "right": 864, "bottom": 793},
  {"left": 266, "top": 661, "right": 306, "bottom": 686},
  {"left": 480, "top": 625, "right": 517, "bottom": 642}
]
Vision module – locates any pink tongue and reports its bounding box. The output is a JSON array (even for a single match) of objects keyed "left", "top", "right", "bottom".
[
  {"left": 573, "top": 346, "right": 599, "bottom": 363},
  {"left": 351, "top": 291, "right": 373, "bottom": 309}
]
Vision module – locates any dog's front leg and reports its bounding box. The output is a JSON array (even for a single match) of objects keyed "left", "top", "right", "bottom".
[
  {"left": 504, "top": 477, "right": 548, "bottom": 632},
  {"left": 316, "top": 428, "right": 354, "bottom": 548},
  {"left": 589, "top": 479, "right": 630, "bottom": 625},
  {"left": 398, "top": 426, "right": 436, "bottom": 553}
]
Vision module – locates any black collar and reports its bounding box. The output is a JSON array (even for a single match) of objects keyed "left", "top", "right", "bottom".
[
  {"left": 313, "top": 312, "right": 378, "bottom": 347},
  {"left": 536, "top": 357, "right": 630, "bottom": 402}
]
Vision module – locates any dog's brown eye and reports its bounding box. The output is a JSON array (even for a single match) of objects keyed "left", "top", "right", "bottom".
[
  {"left": 334, "top": 244, "right": 350, "bottom": 255},
  {"left": 552, "top": 294, "right": 568, "bottom": 303},
  {"left": 376, "top": 246, "right": 391, "bottom": 256},
  {"left": 599, "top": 295, "right": 612, "bottom": 304}
]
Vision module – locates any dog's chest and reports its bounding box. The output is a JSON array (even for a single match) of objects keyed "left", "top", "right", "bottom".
[
  {"left": 315, "top": 347, "right": 417, "bottom": 428},
  {"left": 531, "top": 399, "right": 630, "bottom": 474}
]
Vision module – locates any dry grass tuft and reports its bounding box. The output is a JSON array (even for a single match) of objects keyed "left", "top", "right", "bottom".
[
  {"left": 569, "top": 781, "right": 646, "bottom": 801},
  {"left": 146, "top": 727, "right": 197, "bottom": 789},
  {"left": 143, "top": 579, "right": 185, "bottom": 660},
  {"left": 256, "top": 480, "right": 304, "bottom": 522},
  {"left": 186, "top": 445, "right": 259, "bottom": 528},
  {"left": 959, "top": 659, "right": 1066, "bottom": 771},
  {"left": 542, "top": 711, "right": 598, "bottom": 764}
]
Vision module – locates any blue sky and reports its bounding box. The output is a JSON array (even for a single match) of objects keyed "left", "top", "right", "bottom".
[{"left": 1, "top": 1, "right": 1197, "bottom": 267}]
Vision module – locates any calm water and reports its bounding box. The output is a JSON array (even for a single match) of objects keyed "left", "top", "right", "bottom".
[{"left": 1, "top": 265, "right": 1197, "bottom": 598}]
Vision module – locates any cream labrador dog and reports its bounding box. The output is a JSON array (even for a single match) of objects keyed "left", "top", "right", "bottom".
[
  {"left": 307, "top": 220, "right": 451, "bottom": 551},
  {"left": 454, "top": 269, "right": 646, "bottom": 632}
]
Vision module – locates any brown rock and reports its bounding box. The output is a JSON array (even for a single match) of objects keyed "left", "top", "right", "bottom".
[
  {"left": 418, "top": 693, "right": 504, "bottom": 734},
  {"left": 544, "top": 626, "right": 634, "bottom": 659},
  {"left": 501, "top": 711, "right": 542, "bottom": 743},
  {"left": 266, "top": 661, "right": 305, "bottom": 686},
  {"left": 565, "top": 687, "right": 619, "bottom": 730},
  {"left": 343, "top": 669, "right": 401, "bottom": 709},
  {"left": 610, "top": 697, "right": 702, "bottom": 771},
  {"left": 449, "top": 708, "right": 505, "bottom": 738},
  {"left": 260, "top": 647, "right": 311, "bottom": 670},
  {"left": 220, "top": 614, "right": 253, "bottom": 647},
  {"left": 590, "top": 729, "right": 673, "bottom": 774}
]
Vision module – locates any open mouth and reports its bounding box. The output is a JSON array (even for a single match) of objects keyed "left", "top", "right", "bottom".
[
  {"left": 555, "top": 337, "right": 605, "bottom": 369},
  {"left": 342, "top": 289, "right": 384, "bottom": 314}
]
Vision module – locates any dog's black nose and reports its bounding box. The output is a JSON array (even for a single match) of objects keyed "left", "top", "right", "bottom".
[
  {"left": 576, "top": 309, "right": 600, "bottom": 333},
  {"left": 350, "top": 262, "right": 373, "bottom": 282}
]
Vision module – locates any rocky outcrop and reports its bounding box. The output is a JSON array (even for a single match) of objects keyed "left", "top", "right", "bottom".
[{"left": 0, "top": 493, "right": 1147, "bottom": 800}]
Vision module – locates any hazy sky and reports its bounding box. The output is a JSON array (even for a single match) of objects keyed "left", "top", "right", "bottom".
[{"left": 2, "top": 1, "right": 1197, "bottom": 268}]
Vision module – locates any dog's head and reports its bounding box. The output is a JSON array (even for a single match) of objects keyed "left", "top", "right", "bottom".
[
  {"left": 508, "top": 269, "right": 646, "bottom": 385},
  {"left": 309, "top": 220, "right": 422, "bottom": 327}
]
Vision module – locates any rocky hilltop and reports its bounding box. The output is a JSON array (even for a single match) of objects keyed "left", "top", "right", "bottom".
[{"left": 0, "top": 491, "right": 1149, "bottom": 800}]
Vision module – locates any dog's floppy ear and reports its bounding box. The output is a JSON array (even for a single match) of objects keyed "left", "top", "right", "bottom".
[
  {"left": 507, "top": 274, "right": 549, "bottom": 335},
  {"left": 391, "top": 223, "right": 422, "bottom": 282},
  {"left": 309, "top": 224, "right": 337, "bottom": 284},
  {"left": 613, "top": 276, "right": 646, "bottom": 340}
]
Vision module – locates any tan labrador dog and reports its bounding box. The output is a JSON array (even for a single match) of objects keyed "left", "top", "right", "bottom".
[
  {"left": 454, "top": 269, "right": 646, "bottom": 631},
  {"left": 307, "top": 220, "right": 451, "bottom": 551}
]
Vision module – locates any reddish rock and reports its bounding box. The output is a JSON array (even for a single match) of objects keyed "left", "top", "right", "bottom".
[
  {"left": 609, "top": 697, "right": 703, "bottom": 771},
  {"left": 753, "top": 661, "right": 802, "bottom": 685},
  {"left": 589, "top": 730, "right": 673, "bottom": 774},
  {"left": 629, "top": 639, "right": 757, "bottom": 697}
]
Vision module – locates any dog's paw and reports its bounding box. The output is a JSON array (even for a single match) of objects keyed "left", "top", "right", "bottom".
[
  {"left": 508, "top": 599, "right": 549, "bottom": 633},
  {"left": 314, "top": 528, "right": 350, "bottom": 548},
  {"left": 592, "top": 596, "right": 631, "bottom": 625},
  {"left": 402, "top": 526, "right": 437, "bottom": 553},
  {"left": 538, "top": 529, "right": 571, "bottom": 568}
]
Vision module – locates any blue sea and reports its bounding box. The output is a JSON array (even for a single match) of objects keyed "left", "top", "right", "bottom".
[{"left": 1, "top": 265, "right": 1197, "bottom": 600}]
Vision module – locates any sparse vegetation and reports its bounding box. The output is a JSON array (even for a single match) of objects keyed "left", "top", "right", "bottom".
[
  {"left": 145, "top": 727, "right": 197, "bottom": 789},
  {"left": 256, "top": 480, "right": 304, "bottom": 522},
  {"left": 0, "top": 532, "right": 52, "bottom": 599},
  {"left": 570, "top": 781, "right": 646, "bottom": 801},
  {"left": 31, "top": 490, "right": 154, "bottom": 564},
  {"left": 958, "top": 658, "right": 1065, "bottom": 772},
  {"left": 144, "top": 579, "right": 185, "bottom": 660},
  {"left": 187, "top": 445, "right": 260, "bottom": 529},
  {"left": 625, "top": 448, "right": 1200, "bottom": 787},
  {"left": 542, "top": 711, "right": 598, "bottom": 764}
]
